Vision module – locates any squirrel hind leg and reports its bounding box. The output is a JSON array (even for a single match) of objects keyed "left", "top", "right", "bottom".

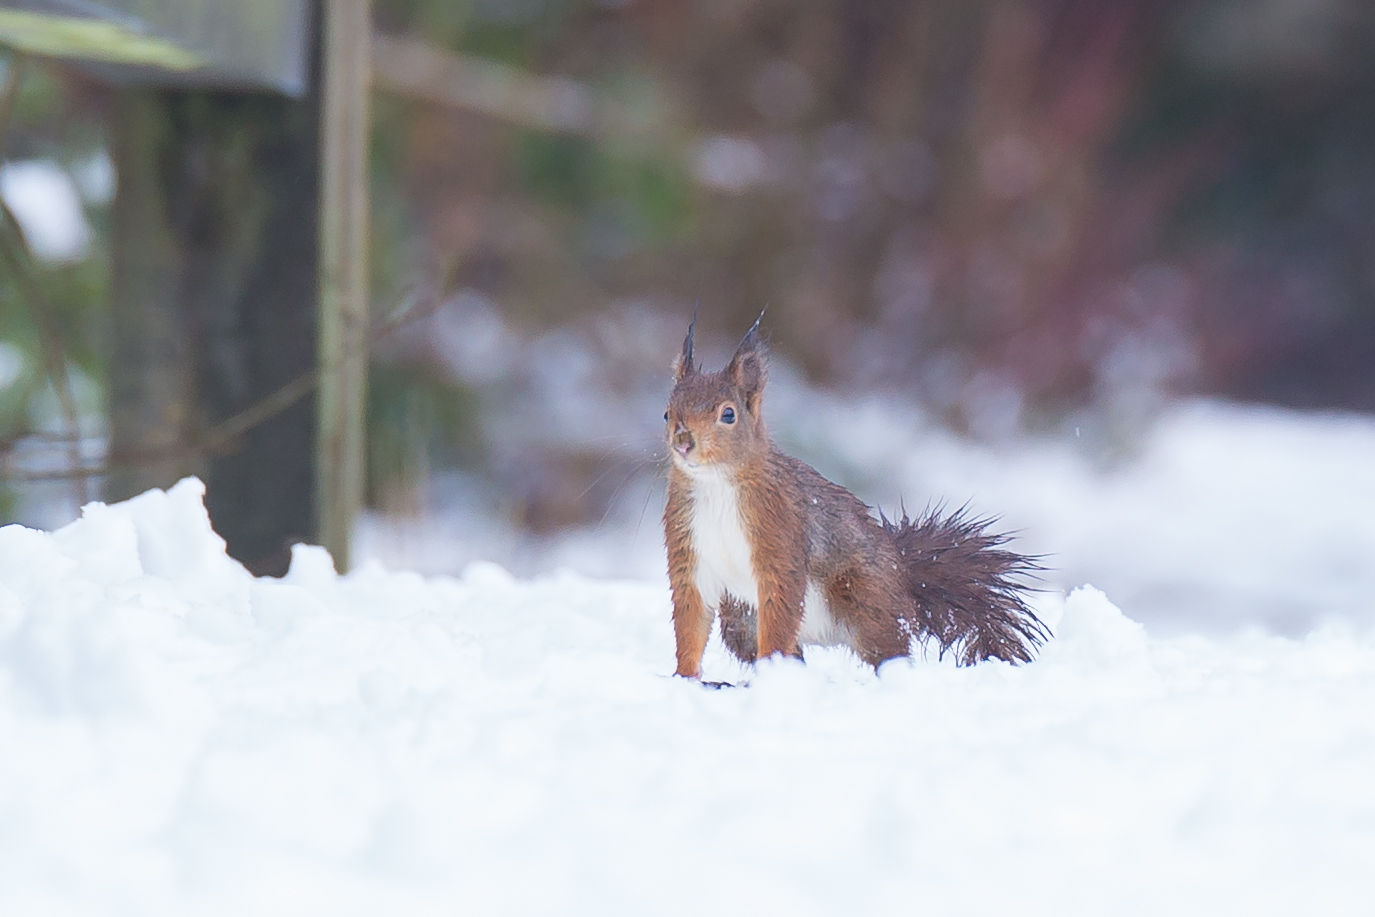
[
  {"left": 822, "top": 572, "right": 913, "bottom": 670},
  {"left": 717, "top": 594, "right": 758, "bottom": 664}
]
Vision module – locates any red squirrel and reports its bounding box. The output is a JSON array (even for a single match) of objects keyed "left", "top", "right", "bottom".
[{"left": 662, "top": 315, "right": 1047, "bottom": 679}]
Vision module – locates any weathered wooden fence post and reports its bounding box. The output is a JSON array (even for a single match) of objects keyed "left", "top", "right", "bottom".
[
  {"left": 316, "top": 0, "right": 371, "bottom": 571},
  {"left": 0, "top": 2, "right": 345, "bottom": 575}
]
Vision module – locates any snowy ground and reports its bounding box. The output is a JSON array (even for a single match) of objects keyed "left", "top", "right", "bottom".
[{"left": 4, "top": 402, "right": 1375, "bottom": 915}]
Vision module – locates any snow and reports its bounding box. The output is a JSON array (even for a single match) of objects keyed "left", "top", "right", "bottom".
[
  {"left": 3, "top": 434, "right": 1375, "bottom": 914},
  {"left": 0, "top": 159, "right": 92, "bottom": 264}
]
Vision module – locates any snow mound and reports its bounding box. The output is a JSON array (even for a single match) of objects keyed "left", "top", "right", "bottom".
[{"left": 2, "top": 479, "right": 1373, "bottom": 915}]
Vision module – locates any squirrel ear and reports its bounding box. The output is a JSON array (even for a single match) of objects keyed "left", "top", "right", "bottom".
[
  {"left": 672, "top": 312, "right": 697, "bottom": 382},
  {"left": 725, "top": 313, "right": 767, "bottom": 411}
]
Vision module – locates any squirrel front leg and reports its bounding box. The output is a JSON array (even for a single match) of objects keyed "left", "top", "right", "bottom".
[
  {"left": 740, "top": 474, "right": 807, "bottom": 661},
  {"left": 755, "top": 567, "right": 806, "bottom": 661},
  {"left": 670, "top": 579, "right": 713, "bottom": 678},
  {"left": 665, "top": 479, "right": 711, "bottom": 678},
  {"left": 750, "top": 518, "right": 807, "bottom": 661}
]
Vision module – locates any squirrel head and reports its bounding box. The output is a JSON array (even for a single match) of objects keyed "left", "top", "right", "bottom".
[{"left": 664, "top": 314, "right": 769, "bottom": 476}]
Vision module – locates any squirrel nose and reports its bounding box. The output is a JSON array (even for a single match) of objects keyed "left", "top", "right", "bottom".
[{"left": 673, "top": 424, "right": 694, "bottom": 456}]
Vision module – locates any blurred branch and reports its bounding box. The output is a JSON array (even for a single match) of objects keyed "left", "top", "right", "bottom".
[
  {"left": 1, "top": 286, "right": 441, "bottom": 483},
  {"left": 0, "top": 53, "right": 88, "bottom": 502},
  {"left": 0, "top": 206, "right": 83, "bottom": 441},
  {"left": 0, "top": 52, "right": 26, "bottom": 156},
  {"left": 371, "top": 32, "right": 673, "bottom": 145}
]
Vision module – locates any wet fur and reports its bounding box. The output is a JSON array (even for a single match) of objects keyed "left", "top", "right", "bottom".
[{"left": 663, "top": 318, "right": 1047, "bottom": 678}]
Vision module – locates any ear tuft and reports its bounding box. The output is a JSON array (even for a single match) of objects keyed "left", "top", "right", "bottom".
[
  {"left": 672, "top": 312, "right": 697, "bottom": 382},
  {"left": 725, "top": 314, "right": 767, "bottom": 411}
]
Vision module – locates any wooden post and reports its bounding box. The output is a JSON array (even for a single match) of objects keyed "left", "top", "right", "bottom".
[
  {"left": 316, "top": 0, "right": 371, "bottom": 571},
  {"left": 107, "top": 91, "right": 198, "bottom": 501}
]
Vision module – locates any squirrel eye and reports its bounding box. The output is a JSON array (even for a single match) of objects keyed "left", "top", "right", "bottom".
[
  {"left": 720, "top": 406, "right": 736, "bottom": 424},
  {"left": 663, "top": 411, "right": 669, "bottom": 422}
]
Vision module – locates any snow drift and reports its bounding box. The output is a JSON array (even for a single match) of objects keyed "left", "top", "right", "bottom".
[{"left": 2, "top": 477, "right": 1373, "bottom": 915}]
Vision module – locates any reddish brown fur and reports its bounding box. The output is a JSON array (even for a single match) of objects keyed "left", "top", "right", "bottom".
[
  {"left": 663, "top": 318, "right": 1046, "bottom": 679},
  {"left": 663, "top": 476, "right": 711, "bottom": 676}
]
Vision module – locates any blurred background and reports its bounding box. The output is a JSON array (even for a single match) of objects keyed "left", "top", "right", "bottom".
[{"left": 2, "top": 0, "right": 1374, "bottom": 633}]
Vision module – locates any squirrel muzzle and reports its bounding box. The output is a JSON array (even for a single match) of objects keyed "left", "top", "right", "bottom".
[{"left": 672, "top": 424, "right": 695, "bottom": 458}]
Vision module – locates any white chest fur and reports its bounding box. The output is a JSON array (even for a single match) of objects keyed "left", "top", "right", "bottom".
[
  {"left": 680, "top": 463, "right": 852, "bottom": 653},
  {"left": 685, "top": 467, "right": 760, "bottom": 612}
]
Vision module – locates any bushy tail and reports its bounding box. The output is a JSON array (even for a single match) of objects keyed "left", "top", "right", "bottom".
[{"left": 881, "top": 506, "right": 1048, "bottom": 666}]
